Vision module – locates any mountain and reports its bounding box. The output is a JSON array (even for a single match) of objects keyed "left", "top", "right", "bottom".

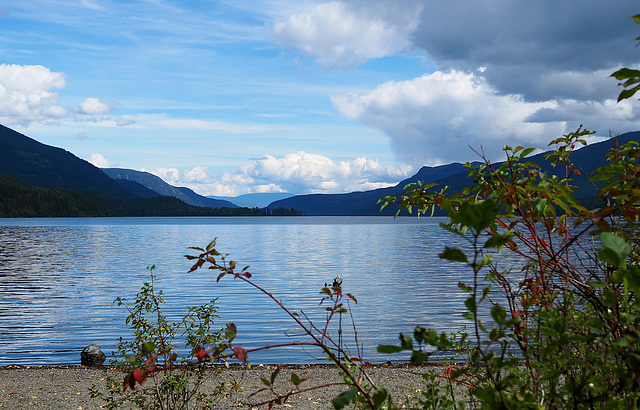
[
  {"left": 0, "top": 124, "right": 130, "bottom": 196},
  {"left": 102, "top": 168, "right": 237, "bottom": 208},
  {"left": 268, "top": 132, "right": 640, "bottom": 216},
  {"left": 266, "top": 162, "right": 469, "bottom": 216},
  {"left": 208, "top": 193, "right": 296, "bottom": 208},
  {"left": 0, "top": 124, "right": 247, "bottom": 217}
]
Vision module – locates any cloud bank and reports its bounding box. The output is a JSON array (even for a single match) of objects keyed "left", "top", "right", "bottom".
[
  {"left": 332, "top": 70, "right": 640, "bottom": 165},
  {"left": 277, "top": 0, "right": 640, "bottom": 165},
  {"left": 148, "top": 152, "right": 413, "bottom": 196}
]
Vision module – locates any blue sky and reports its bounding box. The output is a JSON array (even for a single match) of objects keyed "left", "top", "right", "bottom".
[{"left": 2, "top": 0, "right": 639, "bottom": 196}]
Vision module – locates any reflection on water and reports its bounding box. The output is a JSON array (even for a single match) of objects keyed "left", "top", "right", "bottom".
[{"left": 0, "top": 216, "right": 494, "bottom": 365}]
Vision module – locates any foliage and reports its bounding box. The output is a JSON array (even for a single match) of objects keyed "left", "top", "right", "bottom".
[
  {"left": 89, "top": 266, "right": 239, "bottom": 409},
  {"left": 377, "top": 125, "right": 640, "bottom": 408},
  {"left": 611, "top": 14, "right": 640, "bottom": 102}
]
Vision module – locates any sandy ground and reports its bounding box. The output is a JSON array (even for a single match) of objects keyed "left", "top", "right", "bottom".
[{"left": 0, "top": 363, "right": 468, "bottom": 409}]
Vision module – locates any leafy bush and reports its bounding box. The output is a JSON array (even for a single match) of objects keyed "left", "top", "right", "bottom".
[
  {"left": 377, "top": 126, "right": 640, "bottom": 408},
  {"left": 90, "top": 266, "right": 239, "bottom": 410}
]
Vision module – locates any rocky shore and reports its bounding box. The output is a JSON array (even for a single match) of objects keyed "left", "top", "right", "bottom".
[{"left": 0, "top": 363, "right": 467, "bottom": 409}]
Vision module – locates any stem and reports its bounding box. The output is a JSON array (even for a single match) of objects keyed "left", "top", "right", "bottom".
[{"left": 236, "top": 275, "right": 376, "bottom": 408}]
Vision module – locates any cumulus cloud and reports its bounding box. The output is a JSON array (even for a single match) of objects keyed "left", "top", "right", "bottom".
[
  {"left": 0, "top": 64, "right": 68, "bottom": 126},
  {"left": 332, "top": 70, "right": 571, "bottom": 166},
  {"left": 87, "top": 153, "right": 110, "bottom": 168},
  {"left": 149, "top": 153, "right": 413, "bottom": 196},
  {"left": 271, "top": 0, "right": 422, "bottom": 68},
  {"left": 274, "top": 1, "right": 640, "bottom": 168},
  {"left": 74, "top": 97, "right": 115, "bottom": 115}
]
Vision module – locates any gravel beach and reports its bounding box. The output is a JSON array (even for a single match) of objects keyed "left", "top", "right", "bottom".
[{"left": 0, "top": 363, "right": 466, "bottom": 409}]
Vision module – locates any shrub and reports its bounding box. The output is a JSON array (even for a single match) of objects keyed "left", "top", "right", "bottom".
[
  {"left": 89, "top": 266, "right": 239, "bottom": 410},
  {"left": 377, "top": 127, "right": 640, "bottom": 408}
]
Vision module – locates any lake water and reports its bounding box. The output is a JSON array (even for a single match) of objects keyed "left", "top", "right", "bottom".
[{"left": 0, "top": 216, "right": 494, "bottom": 366}]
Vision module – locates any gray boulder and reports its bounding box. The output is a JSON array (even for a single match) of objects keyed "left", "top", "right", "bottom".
[{"left": 80, "top": 344, "right": 106, "bottom": 367}]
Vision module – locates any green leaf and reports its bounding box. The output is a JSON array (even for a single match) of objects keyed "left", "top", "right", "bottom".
[
  {"left": 491, "top": 304, "right": 507, "bottom": 326},
  {"left": 414, "top": 325, "right": 428, "bottom": 343},
  {"left": 624, "top": 267, "right": 640, "bottom": 293},
  {"left": 270, "top": 367, "right": 281, "bottom": 385},
  {"left": 611, "top": 67, "right": 640, "bottom": 81},
  {"left": 372, "top": 387, "right": 388, "bottom": 407},
  {"left": 588, "top": 280, "right": 608, "bottom": 288},
  {"left": 411, "top": 350, "right": 428, "bottom": 364},
  {"left": 399, "top": 333, "right": 413, "bottom": 349},
  {"left": 458, "top": 281, "right": 473, "bottom": 293},
  {"left": 519, "top": 147, "right": 536, "bottom": 159},
  {"left": 331, "top": 390, "right": 358, "bottom": 410},
  {"left": 225, "top": 323, "right": 237, "bottom": 342},
  {"left": 483, "top": 232, "right": 514, "bottom": 253},
  {"left": 439, "top": 247, "right": 468, "bottom": 263},
  {"left": 465, "top": 296, "right": 477, "bottom": 314},
  {"left": 141, "top": 342, "right": 156, "bottom": 356},
  {"left": 598, "top": 233, "right": 631, "bottom": 268},
  {"left": 377, "top": 344, "right": 405, "bottom": 354},
  {"left": 291, "top": 373, "right": 301, "bottom": 386}
]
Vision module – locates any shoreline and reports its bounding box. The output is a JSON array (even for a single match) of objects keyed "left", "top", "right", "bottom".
[{"left": 0, "top": 362, "right": 465, "bottom": 409}]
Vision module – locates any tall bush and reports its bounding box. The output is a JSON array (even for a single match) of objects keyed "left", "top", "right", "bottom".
[{"left": 378, "top": 126, "right": 640, "bottom": 408}]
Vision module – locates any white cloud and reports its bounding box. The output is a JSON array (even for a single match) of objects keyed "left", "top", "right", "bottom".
[
  {"left": 87, "top": 153, "right": 110, "bottom": 168},
  {"left": 74, "top": 97, "right": 115, "bottom": 115},
  {"left": 271, "top": 0, "right": 422, "bottom": 68},
  {"left": 0, "top": 64, "right": 68, "bottom": 126},
  {"left": 148, "top": 152, "right": 413, "bottom": 196},
  {"left": 332, "top": 70, "right": 571, "bottom": 166}
]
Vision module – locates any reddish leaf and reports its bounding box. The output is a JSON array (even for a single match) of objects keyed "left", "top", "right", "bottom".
[
  {"left": 216, "top": 272, "right": 226, "bottom": 282},
  {"left": 189, "top": 259, "right": 204, "bottom": 273},
  {"left": 243, "top": 272, "right": 252, "bottom": 278},
  {"left": 123, "top": 373, "right": 134, "bottom": 392},
  {"left": 195, "top": 347, "right": 209, "bottom": 363},
  {"left": 233, "top": 346, "right": 248, "bottom": 362},
  {"left": 133, "top": 369, "right": 146, "bottom": 385}
]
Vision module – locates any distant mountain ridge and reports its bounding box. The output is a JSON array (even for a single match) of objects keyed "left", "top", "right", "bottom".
[
  {"left": 268, "top": 132, "right": 640, "bottom": 216},
  {"left": 209, "top": 193, "right": 296, "bottom": 208},
  {"left": 2, "top": 123, "right": 638, "bottom": 217},
  {"left": 103, "top": 168, "right": 237, "bottom": 208},
  {"left": 0, "top": 124, "right": 130, "bottom": 196}
]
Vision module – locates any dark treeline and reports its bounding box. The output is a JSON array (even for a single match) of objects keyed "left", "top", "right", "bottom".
[{"left": 0, "top": 174, "right": 302, "bottom": 217}]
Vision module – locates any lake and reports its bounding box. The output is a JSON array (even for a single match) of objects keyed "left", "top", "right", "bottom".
[{"left": 0, "top": 216, "right": 492, "bottom": 366}]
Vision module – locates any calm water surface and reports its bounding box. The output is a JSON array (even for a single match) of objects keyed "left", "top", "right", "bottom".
[{"left": 0, "top": 216, "right": 483, "bottom": 365}]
